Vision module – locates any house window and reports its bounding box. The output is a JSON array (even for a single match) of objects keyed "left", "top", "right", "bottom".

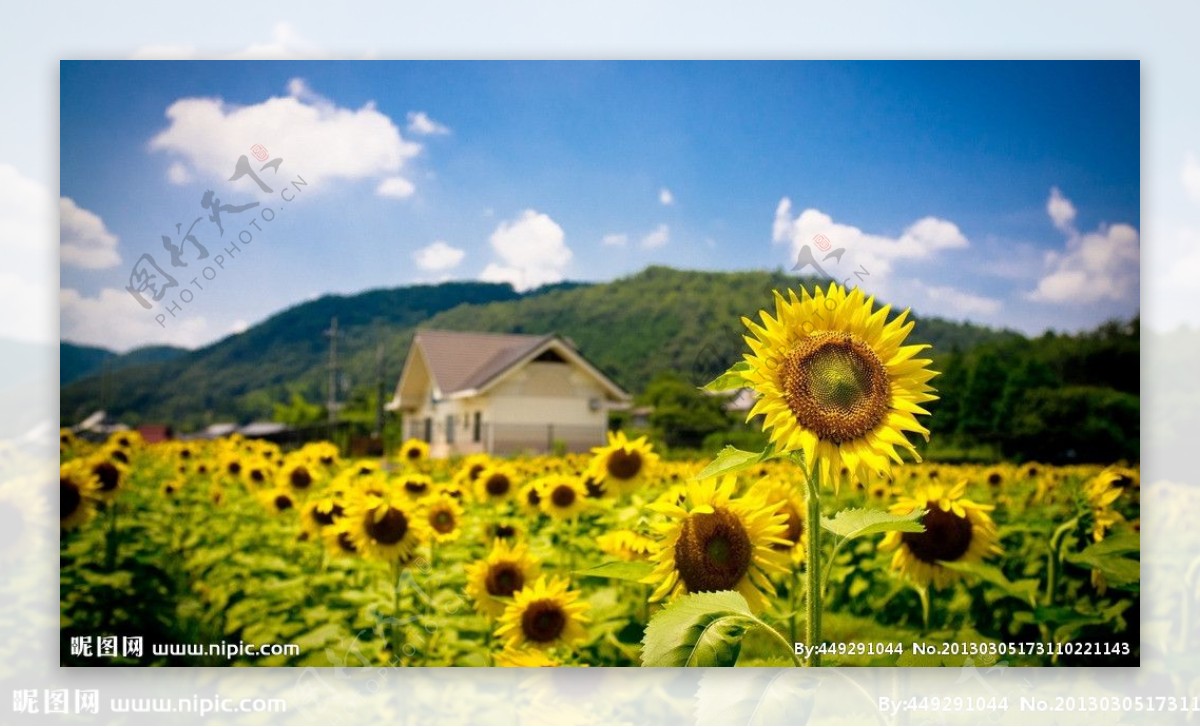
[
  {"left": 423, "top": 417, "right": 432, "bottom": 443},
  {"left": 445, "top": 414, "right": 455, "bottom": 444},
  {"left": 473, "top": 412, "right": 482, "bottom": 443},
  {"left": 534, "top": 349, "right": 567, "bottom": 363}
]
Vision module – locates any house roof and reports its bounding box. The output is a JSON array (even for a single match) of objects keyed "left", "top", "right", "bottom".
[
  {"left": 415, "top": 330, "right": 556, "bottom": 393},
  {"left": 391, "top": 329, "right": 629, "bottom": 410}
]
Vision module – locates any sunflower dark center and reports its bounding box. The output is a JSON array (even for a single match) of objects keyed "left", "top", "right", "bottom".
[
  {"left": 778, "top": 332, "right": 891, "bottom": 445},
  {"left": 485, "top": 474, "right": 511, "bottom": 496},
  {"left": 92, "top": 462, "right": 120, "bottom": 492},
  {"left": 526, "top": 488, "right": 541, "bottom": 506},
  {"left": 774, "top": 505, "right": 803, "bottom": 549},
  {"left": 227, "top": 461, "right": 241, "bottom": 475},
  {"left": 406, "top": 447, "right": 421, "bottom": 460},
  {"left": 494, "top": 524, "right": 516, "bottom": 539},
  {"left": 469, "top": 464, "right": 486, "bottom": 481},
  {"left": 550, "top": 485, "right": 576, "bottom": 508},
  {"left": 336, "top": 531, "right": 357, "bottom": 553},
  {"left": 485, "top": 563, "right": 524, "bottom": 597},
  {"left": 61, "top": 478, "right": 82, "bottom": 518},
  {"left": 312, "top": 503, "right": 344, "bottom": 527},
  {"left": 404, "top": 480, "right": 428, "bottom": 495},
  {"left": 605, "top": 449, "right": 642, "bottom": 480},
  {"left": 987, "top": 473, "right": 1002, "bottom": 486},
  {"left": 273, "top": 494, "right": 294, "bottom": 511},
  {"left": 289, "top": 467, "right": 312, "bottom": 489},
  {"left": 521, "top": 599, "right": 566, "bottom": 643},
  {"left": 674, "top": 507, "right": 753, "bottom": 592},
  {"left": 901, "top": 503, "right": 973, "bottom": 564},
  {"left": 250, "top": 469, "right": 265, "bottom": 483},
  {"left": 111, "top": 450, "right": 129, "bottom": 464},
  {"left": 364, "top": 507, "right": 409, "bottom": 545},
  {"left": 431, "top": 510, "right": 455, "bottom": 533},
  {"left": 584, "top": 477, "right": 604, "bottom": 498}
]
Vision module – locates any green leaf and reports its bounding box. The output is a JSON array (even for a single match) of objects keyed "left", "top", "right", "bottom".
[
  {"left": 574, "top": 560, "right": 654, "bottom": 582},
  {"left": 693, "top": 444, "right": 776, "bottom": 481},
  {"left": 1072, "top": 532, "right": 1140, "bottom": 558},
  {"left": 820, "top": 507, "right": 925, "bottom": 541},
  {"left": 701, "top": 361, "right": 752, "bottom": 393},
  {"left": 936, "top": 560, "right": 1041, "bottom": 606},
  {"left": 1064, "top": 547, "right": 1140, "bottom": 588},
  {"left": 641, "top": 591, "right": 759, "bottom": 667}
]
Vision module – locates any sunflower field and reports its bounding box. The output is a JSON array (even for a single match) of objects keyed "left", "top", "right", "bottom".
[
  {"left": 59, "top": 285, "right": 1140, "bottom": 667},
  {"left": 59, "top": 430, "right": 1139, "bottom": 668}
]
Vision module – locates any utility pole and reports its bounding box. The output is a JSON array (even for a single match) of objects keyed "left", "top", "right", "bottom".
[{"left": 325, "top": 317, "right": 339, "bottom": 427}]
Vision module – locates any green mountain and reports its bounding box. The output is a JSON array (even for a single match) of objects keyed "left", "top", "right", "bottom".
[
  {"left": 59, "top": 267, "right": 1137, "bottom": 463},
  {"left": 60, "top": 342, "right": 189, "bottom": 386}
]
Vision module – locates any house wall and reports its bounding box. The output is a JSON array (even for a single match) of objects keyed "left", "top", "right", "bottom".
[{"left": 406, "top": 360, "right": 611, "bottom": 457}]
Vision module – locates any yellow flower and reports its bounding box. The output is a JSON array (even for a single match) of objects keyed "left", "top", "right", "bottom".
[
  {"left": 343, "top": 490, "right": 427, "bottom": 563},
  {"left": 423, "top": 494, "right": 464, "bottom": 544},
  {"left": 495, "top": 646, "right": 559, "bottom": 667},
  {"left": 495, "top": 575, "right": 591, "bottom": 651},
  {"left": 643, "top": 476, "right": 789, "bottom": 613},
  {"left": 87, "top": 455, "right": 127, "bottom": 503},
  {"left": 466, "top": 539, "right": 541, "bottom": 619},
  {"left": 536, "top": 475, "right": 588, "bottom": 520},
  {"left": 596, "top": 530, "right": 656, "bottom": 561},
  {"left": 880, "top": 479, "right": 1001, "bottom": 590},
  {"left": 300, "top": 496, "right": 346, "bottom": 540},
  {"left": 396, "top": 473, "right": 433, "bottom": 501},
  {"left": 259, "top": 488, "right": 298, "bottom": 514},
  {"left": 278, "top": 457, "right": 319, "bottom": 493},
  {"left": 398, "top": 438, "right": 430, "bottom": 463},
  {"left": 740, "top": 285, "right": 938, "bottom": 485},
  {"left": 747, "top": 478, "right": 807, "bottom": 564},
  {"left": 60, "top": 461, "right": 100, "bottom": 530},
  {"left": 474, "top": 463, "right": 518, "bottom": 504},
  {"left": 587, "top": 431, "right": 659, "bottom": 496}
]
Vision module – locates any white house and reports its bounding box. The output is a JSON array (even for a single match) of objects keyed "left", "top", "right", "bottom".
[{"left": 387, "top": 330, "right": 631, "bottom": 457}]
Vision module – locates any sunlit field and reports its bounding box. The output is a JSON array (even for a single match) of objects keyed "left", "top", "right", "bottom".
[{"left": 60, "top": 430, "right": 1139, "bottom": 667}]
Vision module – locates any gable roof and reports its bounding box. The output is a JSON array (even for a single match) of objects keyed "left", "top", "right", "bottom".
[{"left": 391, "top": 329, "right": 629, "bottom": 410}]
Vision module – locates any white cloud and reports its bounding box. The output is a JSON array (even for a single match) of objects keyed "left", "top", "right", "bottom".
[
  {"left": 414, "top": 241, "right": 465, "bottom": 272},
  {"left": 772, "top": 198, "right": 968, "bottom": 283},
  {"left": 641, "top": 224, "right": 670, "bottom": 249},
  {"left": 407, "top": 111, "right": 450, "bottom": 136},
  {"left": 917, "top": 283, "right": 1002, "bottom": 317},
  {"left": 1183, "top": 153, "right": 1200, "bottom": 203},
  {"left": 659, "top": 188, "right": 674, "bottom": 206},
  {"left": 479, "top": 210, "right": 571, "bottom": 292},
  {"left": 0, "top": 165, "right": 54, "bottom": 343},
  {"left": 1047, "top": 186, "right": 1077, "bottom": 234},
  {"left": 129, "top": 22, "right": 325, "bottom": 60},
  {"left": 1028, "top": 188, "right": 1140, "bottom": 305},
  {"left": 60, "top": 287, "right": 213, "bottom": 351},
  {"left": 230, "top": 320, "right": 249, "bottom": 334},
  {"left": 166, "top": 161, "right": 192, "bottom": 185},
  {"left": 148, "top": 79, "right": 420, "bottom": 192},
  {"left": 376, "top": 176, "right": 415, "bottom": 199},
  {"left": 60, "top": 197, "right": 120, "bottom": 269},
  {"left": 601, "top": 233, "right": 628, "bottom": 247}
]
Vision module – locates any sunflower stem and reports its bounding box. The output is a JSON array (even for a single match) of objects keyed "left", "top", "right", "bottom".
[
  {"left": 104, "top": 501, "right": 120, "bottom": 571},
  {"left": 803, "top": 462, "right": 823, "bottom": 667},
  {"left": 390, "top": 559, "right": 406, "bottom": 665},
  {"left": 916, "top": 585, "right": 931, "bottom": 635},
  {"left": 1044, "top": 517, "right": 1078, "bottom": 606}
]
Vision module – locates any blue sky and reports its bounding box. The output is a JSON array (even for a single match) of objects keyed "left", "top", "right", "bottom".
[{"left": 58, "top": 61, "right": 1140, "bottom": 351}]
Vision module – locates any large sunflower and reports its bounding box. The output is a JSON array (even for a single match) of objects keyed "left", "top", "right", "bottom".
[
  {"left": 495, "top": 575, "right": 591, "bottom": 651},
  {"left": 465, "top": 539, "right": 541, "bottom": 619},
  {"left": 88, "top": 456, "right": 127, "bottom": 503},
  {"left": 642, "top": 476, "right": 790, "bottom": 613},
  {"left": 587, "top": 431, "right": 659, "bottom": 496},
  {"left": 741, "top": 285, "right": 938, "bottom": 485},
  {"left": 60, "top": 461, "right": 100, "bottom": 530},
  {"left": 881, "top": 479, "right": 1001, "bottom": 590},
  {"left": 343, "top": 490, "right": 427, "bottom": 563}
]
